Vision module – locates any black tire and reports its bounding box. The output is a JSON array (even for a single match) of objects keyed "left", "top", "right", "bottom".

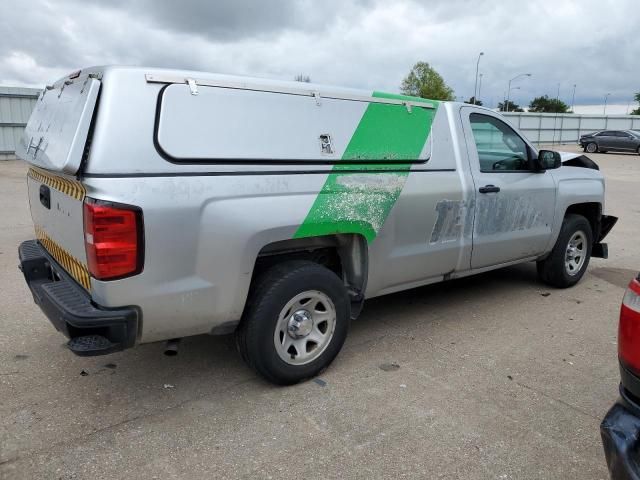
[
  {"left": 537, "top": 214, "right": 593, "bottom": 288},
  {"left": 236, "top": 260, "right": 350, "bottom": 385},
  {"left": 585, "top": 142, "right": 598, "bottom": 154},
  {"left": 637, "top": 146, "right": 640, "bottom": 155}
]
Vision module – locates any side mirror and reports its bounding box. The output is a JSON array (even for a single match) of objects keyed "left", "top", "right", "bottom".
[{"left": 534, "top": 150, "right": 562, "bottom": 171}]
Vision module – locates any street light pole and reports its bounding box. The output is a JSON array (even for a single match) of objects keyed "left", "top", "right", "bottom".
[
  {"left": 473, "top": 52, "right": 484, "bottom": 105},
  {"left": 570, "top": 84, "right": 576, "bottom": 113},
  {"left": 478, "top": 73, "right": 483, "bottom": 104},
  {"left": 604, "top": 93, "right": 611, "bottom": 115},
  {"left": 508, "top": 86, "right": 521, "bottom": 110},
  {"left": 506, "top": 73, "right": 532, "bottom": 112},
  {"left": 505, "top": 85, "right": 523, "bottom": 112}
]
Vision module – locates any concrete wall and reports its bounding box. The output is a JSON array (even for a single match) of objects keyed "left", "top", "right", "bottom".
[
  {"left": 503, "top": 112, "right": 640, "bottom": 145},
  {"left": 0, "top": 86, "right": 41, "bottom": 160}
]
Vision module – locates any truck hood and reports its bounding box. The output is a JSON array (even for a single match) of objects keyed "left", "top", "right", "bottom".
[
  {"left": 558, "top": 151, "right": 583, "bottom": 162},
  {"left": 558, "top": 151, "right": 599, "bottom": 170}
]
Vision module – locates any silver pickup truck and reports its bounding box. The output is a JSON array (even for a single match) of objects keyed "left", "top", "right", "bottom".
[{"left": 17, "top": 66, "right": 617, "bottom": 384}]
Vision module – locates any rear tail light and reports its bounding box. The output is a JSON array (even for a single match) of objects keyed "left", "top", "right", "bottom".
[
  {"left": 619, "top": 276, "right": 640, "bottom": 375},
  {"left": 83, "top": 199, "right": 144, "bottom": 281}
]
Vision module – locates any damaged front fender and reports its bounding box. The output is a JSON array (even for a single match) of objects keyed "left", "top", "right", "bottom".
[
  {"left": 600, "top": 215, "right": 619, "bottom": 242},
  {"left": 592, "top": 214, "right": 619, "bottom": 259}
]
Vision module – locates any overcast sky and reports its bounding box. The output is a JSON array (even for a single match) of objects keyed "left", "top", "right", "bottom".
[{"left": 0, "top": 0, "right": 637, "bottom": 111}]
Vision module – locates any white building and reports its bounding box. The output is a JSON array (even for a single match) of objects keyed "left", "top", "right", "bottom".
[{"left": 0, "top": 86, "right": 41, "bottom": 160}]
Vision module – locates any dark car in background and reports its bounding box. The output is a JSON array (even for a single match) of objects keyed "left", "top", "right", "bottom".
[
  {"left": 580, "top": 130, "right": 640, "bottom": 154},
  {"left": 601, "top": 273, "right": 640, "bottom": 479}
]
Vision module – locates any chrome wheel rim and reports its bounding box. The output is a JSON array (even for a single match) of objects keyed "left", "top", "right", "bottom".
[
  {"left": 586, "top": 143, "right": 597, "bottom": 153},
  {"left": 274, "top": 290, "right": 336, "bottom": 366},
  {"left": 565, "top": 230, "right": 587, "bottom": 276}
]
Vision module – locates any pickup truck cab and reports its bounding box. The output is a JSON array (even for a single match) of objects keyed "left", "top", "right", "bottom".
[{"left": 17, "top": 66, "right": 617, "bottom": 384}]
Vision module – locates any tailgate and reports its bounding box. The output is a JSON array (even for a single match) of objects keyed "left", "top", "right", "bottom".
[
  {"left": 17, "top": 72, "right": 100, "bottom": 175},
  {"left": 27, "top": 167, "right": 90, "bottom": 290}
]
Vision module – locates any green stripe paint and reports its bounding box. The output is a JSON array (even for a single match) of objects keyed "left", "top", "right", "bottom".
[{"left": 294, "top": 92, "right": 439, "bottom": 242}]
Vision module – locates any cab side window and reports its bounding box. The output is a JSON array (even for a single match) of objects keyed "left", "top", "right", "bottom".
[{"left": 470, "top": 113, "right": 530, "bottom": 172}]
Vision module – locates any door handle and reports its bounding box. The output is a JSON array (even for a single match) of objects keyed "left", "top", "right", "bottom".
[{"left": 479, "top": 185, "right": 500, "bottom": 194}]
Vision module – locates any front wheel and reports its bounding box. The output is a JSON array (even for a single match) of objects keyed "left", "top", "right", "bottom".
[
  {"left": 237, "top": 261, "right": 350, "bottom": 385},
  {"left": 585, "top": 142, "right": 598, "bottom": 153},
  {"left": 537, "top": 214, "right": 593, "bottom": 288}
]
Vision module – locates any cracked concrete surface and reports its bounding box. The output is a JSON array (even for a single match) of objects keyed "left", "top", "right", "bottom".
[{"left": 1, "top": 146, "right": 638, "bottom": 479}]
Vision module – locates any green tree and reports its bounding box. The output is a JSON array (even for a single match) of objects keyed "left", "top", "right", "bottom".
[
  {"left": 497, "top": 100, "right": 523, "bottom": 112},
  {"left": 631, "top": 92, "right": 640, "bottom": 115},
  {"left": 464, "top": 96, "right": 483, "bottom": 106},
  {"left": 400, "top": 62, "right": 455, "bottom": 101},
  {"left": 528, "top": 95, "right": 569, "bottom": 113}
]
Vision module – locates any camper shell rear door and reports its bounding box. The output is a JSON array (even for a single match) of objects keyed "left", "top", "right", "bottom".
[{"left": 17, "top": 72, "right": 100, "bottom": 175}]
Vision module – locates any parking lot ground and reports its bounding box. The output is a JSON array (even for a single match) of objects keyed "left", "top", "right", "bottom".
[{"left": 1, "top": 146, "right": 638, "bottom": 479}]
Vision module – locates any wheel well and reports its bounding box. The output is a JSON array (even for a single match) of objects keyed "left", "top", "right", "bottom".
[
  {"left": 565, "top": 202, "right": 601, "bottom": 240},
  {"left": 253, "top": 234, "right": 368, "bottom": 318},
  {"left": 255, "top": 245, "right": 343, "bottom": 277}
]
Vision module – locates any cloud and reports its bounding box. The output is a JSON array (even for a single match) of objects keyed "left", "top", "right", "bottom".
[
  {"left": 68, "top": 0, "right": 377, "bottom": 42},
  {"left": 0, "top": 0, "right": 637, "bottom": 107}
]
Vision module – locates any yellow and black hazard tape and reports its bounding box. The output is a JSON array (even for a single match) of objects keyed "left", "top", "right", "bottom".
[
  {"left": 34, "top": 225, "right": 91, "bottom": 291},
  {"left": 28, "top": 167, "right": 86, "bottom": 201}
]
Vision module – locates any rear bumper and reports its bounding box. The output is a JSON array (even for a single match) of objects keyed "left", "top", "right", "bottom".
[
  {"left": 18, "top": 240, "right": 139, "bottom": 356},
  {"left": 601, "top": 368, "right": 640, "bottom": 480}
]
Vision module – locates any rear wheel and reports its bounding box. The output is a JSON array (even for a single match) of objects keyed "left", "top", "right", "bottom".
[
  {"left": 585, "top": 142, "right": 598, "bottom": 153},
  {"left": 237, "top": 261, "right": 350, "bottom": 385},
  {"left": 537, "top": 214, "right": 593, "bottom": 288}
]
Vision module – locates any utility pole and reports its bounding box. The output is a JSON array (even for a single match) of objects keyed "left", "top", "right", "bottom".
[
  {"left": 570, "top": 84, "right": 576, "bottom": 113},
  {"left": 473, "top": 52, "right": 484, "bottom": 105},
  {"left": 604, "top": 93, "right": 611, "bottom": 115}
]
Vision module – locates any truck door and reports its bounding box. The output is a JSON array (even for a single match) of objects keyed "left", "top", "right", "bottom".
[{"left": 460, "top": 108, "right": 556, "bottom": 269}]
